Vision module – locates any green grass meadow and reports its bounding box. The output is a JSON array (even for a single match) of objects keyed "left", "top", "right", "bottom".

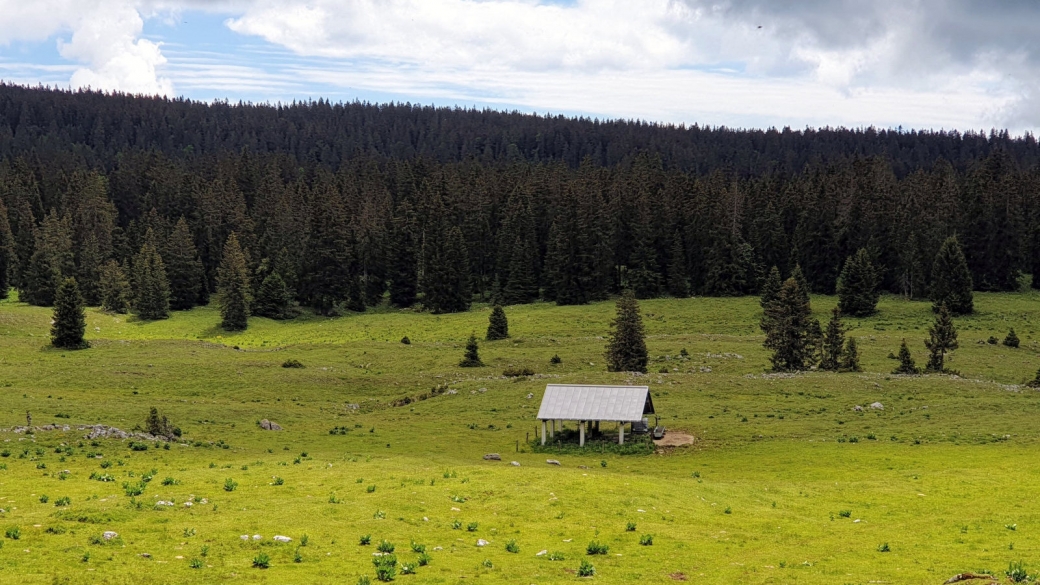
[{"left": 2, "top": 291, "right": 1040, "bottom": 583}]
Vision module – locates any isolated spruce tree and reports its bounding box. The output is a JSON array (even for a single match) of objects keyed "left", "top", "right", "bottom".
[
  {"left": 1028, "top": 367, "right": 1040, "bottom": 388},
  {"left": 51, "top": 277, "right": 87, "bottom": 349},
  {"left": 132, "top": 231, "right": 170, "bottom": 320},
  {"left": 605, "top": 289, "right": 648, "bottom": 373},
  {"left": 1003, "top": 328, "right": 1020, "bottom": 348},
  {"left": 459, "top": 334, "right": 484, "bottom": 367},
  {"left": 840, "top": 337, "right": 861, "bottom": 372},
  {"left": 486, "top": 305, "right": 509, "bottom": 340},
  {"left": 762, "top": 277, "right": 815, "bottom": 371},
  {"left": 99, "top": 260, "right": 131, "bottom": 313},
  {"left": 164, "top": 217, "right": 204, "bottom": 310},
  {"left": 667, "top": 232, "right": 689, "bottom": 298},
  {"left": 760, "top": 265, "right": 782, "bottom": 309},
  {"left": 216, "top": 233, "right": 251, "bottom": 331},
  {"left": 892, "top": 339, "right": 920, "bottom": 375},
  {"left": 925, "top": 303, "right": 959, "bottom": 373},
  {"left": 820, "top": 307, "right": 846, "bottom": 371},
  {"left": 837, "top": 248, "right": 881, "bottom": 317},
  {"left": 930, "top": 236, "right": 974, "bottom": 315}
]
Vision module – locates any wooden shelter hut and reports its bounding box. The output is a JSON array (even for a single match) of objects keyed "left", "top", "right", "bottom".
[{"left": 536, "top": 384, "right": 655, "bottom": 446}]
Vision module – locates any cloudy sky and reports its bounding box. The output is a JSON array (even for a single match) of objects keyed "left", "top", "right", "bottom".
[{"left": 0, "top": 0, "right": 1037, "bottom": 133}]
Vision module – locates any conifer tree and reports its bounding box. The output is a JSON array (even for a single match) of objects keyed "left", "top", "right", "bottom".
[
  {"left": 51, "top": 277, "right": 87, "bottom": 349},
  {"left": 760, "top": 265, "right": 782, "bottom": 309},
  {"left": 930, "top": 236, "right": 973, "bottom": 315},
  {"left": 605, "top": 289, "right": 648, "bottom": 373},
  {"left": 254, "top": 271, "right": 297, "bottom": 320},
  {"left": 820, "top": 307, "right": 846, "bottom": 371},
  {"left": 98, "top": 259, "right": 131, "bottom": 314},
  {"left": 459, "top": 334, "right": 484, "bottom": 367},
  {"left": 76, "top": 234, "right": 104, "bottom": 306},
  {"left": 388, "top": 205, "right": 418, "bottom": 307},
  {"left": 424, "top": 226, "right": 471, "bottom": 313},
  {"left": 22, "top": 211, "right": 74, "bottom": 306},
  {"left": 132, "top": 230, "right": 170, "bottom": 320},
  {"left": 486, "top": 305, "right": 509, "bottom": 340},
  {"left": 164, "top": 217, "right": 204, "bottom": 310},
  {"left": 1003, "top": 328, "right": 1020, "bottom": 348},
  {"left": 837, "top": 248, "right": 881, "bottom": 317},
  {"left": 503, "top": 236, "right": 539, "bottom": 304},
  {"left": 925, "top": 303, "right": 959, "bottom": 373},
  {"left": 840, "top": 337, "right": 861, "bottom": 372},
  {"left": 0, "top": 199, "right": 14, "bottom": 299},
  {"left": 628, "top": 240, "right": 662, "bottom": 299},
  {"left": 762, "top": 277, "right": 815, "bottom": 371},
  {"left": 216, "top": 232, "right": 251, "bottom": 331},
  {"left": 790, "top": 264, "right": 811, "bottom": 306},
  {"left": 1027, "top": 367, "right": 1040, "bottom": 389},
  {"left": 892, "top": 339, "right": 920, "bottom": 374},
  {"left": 666, "top": 232, "right": 689, "bottom": 298}
]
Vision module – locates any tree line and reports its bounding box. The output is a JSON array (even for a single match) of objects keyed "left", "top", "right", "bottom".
[{"left": 2, "top": 86, "right": 1040, "bottom": 327}]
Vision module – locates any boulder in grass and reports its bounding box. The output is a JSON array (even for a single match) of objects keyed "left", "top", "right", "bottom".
[
  {"left": 477, "top": 539, "right": 489, "bottom": 547},
  {"left": 273, "top": 535, "right": 292, "bottom": 543},
  {"left": 511, "top": 461, "right": 520, "bottom": 467},
  {"left": 869, "top": 402, "right": 884, "bottom": 410},
  {"left": 483, "top": 453, "right": 501, "bottom": 461},
  {"left": 103, "top": 531, "right": 118, "bottom": 540},
  {"left": 546, "top": 459, "right": 561, "bottom": 466},
  {"left": 259, "top": 419, "right": 282, "bottom": 431}
]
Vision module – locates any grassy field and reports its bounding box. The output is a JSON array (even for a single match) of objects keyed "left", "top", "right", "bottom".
[{"left": 2, "top": 290, "right": 1040, "bottom": 584}]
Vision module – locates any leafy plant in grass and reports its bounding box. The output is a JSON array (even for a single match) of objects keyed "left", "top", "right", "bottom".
[
  {"left": 358, "top": 577, "right": 373, "bottom": 585},
  {"left": 877, "top": 543, "right": 890, "bottom": 552},
  {"left": 502, "top": 366, "right": 535, "bottom": 377},
  {"left": 838, "top": 510, "right": 852, "bottom": 518},
  {"left": 577, "top": 559, "right": 595, "bottom": 577},
  {"left": 367, "top": 485, "right": 376, "bottom": 493},
  {"left": 282, "top": 358, "right": 304, "bottom": 368},
  {"left": 373, "top": 553, "right": 397, "bottom": 582},
  {"left": 400, "top": 562, "right": 415, "bottom": 574},
  {"left": 410, "top": 542, "right": 426, "bottom": 554},
  {"left": 5, "top": 527, "right": 20, "bottom": 540},
  {"left": 586, "top": 541, "right": 608, "bottom": 555},
  {"left": 639, "top": 534, "right": 653, "bottom": 546},
  {"left": 54, "top": 496, "right": 71, "bottom": 507},
  {"left": 39, "top": 494, "right": 49, "bottom": 504},
  {"left": 466, "top": 522, "right": 479, "bottom": 532},
  {"left": 547, "top": 551, "right": 565, "bottom": 561},
  {"left": 272, "top": 476, "right": 284, "bottom": 486},
  {"left": 417, "top": 553, "right": 431, "bottom": 566},
  {"left": 482, "top": 559, "right": 493, "bottom": 569},
  {"left": 377, "top": 540, "right": 395, "bottom": 553},
  {"left": 505, "top": 539, "right": 520, "bottom": 553},
  {"left": 189, "top": 558, "right": 203, "bottom": 569},
  {"left": 223, "top": 478, "right": 238, "bottom": 492},
  {"left": 252, "top": 552, "right": 271, "bottom": 569},
  {"left": 161, "top": 477, "right": 177, "bottom": 486},
  {"left": 451, "top": 519, "right": 462, "bottom": 530},
  {"left": 359, "top": 535, "right": 372, "bottom": 545},
  {"left": 1006, "top": 561, "right": 1031, "bottom": 583},
  {"left": 294, "top": 548, "right": 303, "bottom": 563},
  {"left": 625, "top": 522, "right": 636, "bottom": 532},
  {"left": 550, "top": 354, "right": 562, "bottom": 364}
]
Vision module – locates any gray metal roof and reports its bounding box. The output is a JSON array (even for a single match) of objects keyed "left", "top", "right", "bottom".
[{"left": 537, "top": 384, "right": 654, "bottom": 422}]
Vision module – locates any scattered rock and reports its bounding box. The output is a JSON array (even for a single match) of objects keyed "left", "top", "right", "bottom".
[
  {"left": 433, "top": 547, "right": 443, "bottom": 551},
  {"left": 102, "top": 531, "right": 118, "bottom": 540},
  {"left": 536, "top": 550, "right": 547, "bottom": 556},
  {"left": 510, "top": 461, "right": 520, "bottom": 467},
  {"left": 546, "top": 459, "right": 561, "bottom": 466},
  {"left": 853, "top": 405, "right": 864, "bottom": 412},
  {"left": 240, "top": 535, "right": 249, "bottom": 541},
  {"left": 258, "top": 419, "right": 282, "bottom": 431},
  {"left": 155, "top": 501, "right": 174, "bottom": 507},
  {"left": 870, "top": 402, "right": 884, "bottom": 410},
  {"left": 252, "top": 534, "right": 262, "bottom": 540},
  {"left": 483, "top": 453, "right": 502, "bottom": 461},
  {"left": 526, "top": 393, "right": 534, "bottom": 399},
  {"left": 476, "top": 539, "right": 489, "bottom": 547},
  {"left": 140, "top": 553, "right": 151, "bottom": 559},
  {"left": 273, "top": 535, "right": 292, "bottom": 543}
]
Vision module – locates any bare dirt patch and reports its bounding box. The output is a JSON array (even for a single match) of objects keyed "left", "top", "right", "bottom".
[{"left": 654, "top": 431, "right": 695, "bottom": 447}]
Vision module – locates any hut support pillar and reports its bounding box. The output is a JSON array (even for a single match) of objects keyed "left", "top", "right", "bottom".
[
  {"left": 579, "top": 421, "right": 585, "bottom": 447},
  {"left": 541, "top": 420, "right": 546, "bottom": 445},
  {"left": 619, "top": 422, "right": 624, "bottom": 445}
]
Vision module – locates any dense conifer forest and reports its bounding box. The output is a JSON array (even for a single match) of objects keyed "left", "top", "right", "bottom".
[{"left": 1, "top": 83, "right": 1039, "bottom": 317}]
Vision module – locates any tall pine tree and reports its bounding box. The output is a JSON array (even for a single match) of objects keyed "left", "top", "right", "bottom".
[
  {"left": 216, "top": 233, "right": 251, "bottom": 331},
  {"left": 605, "top": 290, "right": 648, "bottom": 373},
  {"left": 925, "top": 303, "right": 959, "bottom": 373},
  {"left": 0, "top": 198, "right": 13, "bottom": 299},
  {"left": 99, "top": 259, "right": 131, "bottom": 314},
  {"left": 930, "top": 236, "right": 973, "bottom": 315},
  {"left": 164, "top": 217, "right": 204, "bottom": 310},
  {"left": 132, "top": 230, "right": 171, "bottom": 320},
  {"left": 760, "top": 265, "right": 782, "bottom": 309},
  {"left": 51, "top": 277, "right": 87, "bottom": 349},
  {"left": 762, "top": 277, "right": 815, "bottom": 372},
  {"left": 486, "top": 305, "right": 509, "bottom": 340},
  {"left": 820, "top": 307, "right": 846, "bottom": 371},
  {"left": 667, "top": 231, "right": 689, "bottom": 298},
  {"left": 388, "top": 203, "right": 418, "bottom": 307},
  {"left": 836, "top": 248, "right": 881, "bottom": 317}
]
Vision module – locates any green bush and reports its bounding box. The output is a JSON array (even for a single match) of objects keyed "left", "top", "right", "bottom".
[
  {"left": 252, "top": 552, "right": 270, "bottom": 569},
  {"left": 639, "top": 534, "right": 653, "bottom": 546},
  {"left": 373, "top": 553, "right": 397, "bottom": 582},
  {"left": 578, "top": 559, "right": 595, "bottom": 577},
  {"left": 223, "top": 478, "right": 238, "bottom": 492},
  {"left": 502, "top": 366, "right": 534, "bottom": 377},
  {"left": 466, "top": 522, "right": 478, "bottom": 532},
  {"left": 282, "top": 358, "right": 304, "bottom": 368},
  {"left": 625, "top": 522, "right": 636, "bottom": 532},
  {"left": 547, "top": 551, "right": 565, "bottom": 561},
  {"left": 586, "top": 541, "right": 608, "bottom": 555},
  {"left": 4, "top": 527, "right": 20, "bottom": 540},
  {"left": 39, "top": 495, "right": 49, "bottom": 504},
  {"left": 410, "top": 542, "right": 426, "bottom": 554},
  {"left": 359, "top": 535, "right": 372, "bottom": 545},
  {"left": 417, "top": 552, "right": 431, "bottom": 566},
  {"left": 505, "top": 539, "right": 520, "bottom": 553},
  {"left": 190, "top": 558, "right": 203, "bottom": 569},
  {"left": 376, "top": 540, "right": 395, "bottom": 553},
  {"left": 877, "top": 543, "right": 890, "bottom": 553},
  {"left": 54, "top": 496, "right": 72, "bottom": 506}
]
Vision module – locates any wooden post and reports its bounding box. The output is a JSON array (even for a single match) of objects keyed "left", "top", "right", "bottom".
[
  {"left": 541, "top": 420, "right": 546, "bottom": 445},
  {"left": 550, "top": 419, "right": 555, "bottom": 438},
  {"left": 579, "top": 421, "right": 585, "bottom": 447},
  {"left": 618, "top": 422, "right": 624, "bottom": 445}
]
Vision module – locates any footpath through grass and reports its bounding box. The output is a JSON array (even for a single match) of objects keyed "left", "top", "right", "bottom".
[{"left": 2, "top": 292, "right": 1040, "bottom": 583}]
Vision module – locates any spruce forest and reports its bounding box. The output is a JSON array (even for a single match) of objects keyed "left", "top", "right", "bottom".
[{"left": 1, "top": 84, "right": 1040, "bottom": 315}]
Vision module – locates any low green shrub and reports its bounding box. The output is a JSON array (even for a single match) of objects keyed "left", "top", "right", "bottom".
[
  {"left": 578, "top": 559, "right": 595, "bottom": 577},
  {"left": 586, "top": 541, "right": 608, "bottom": 555},
  {"left": 252, "top": 552, "right": 270, "bottom": 569}
]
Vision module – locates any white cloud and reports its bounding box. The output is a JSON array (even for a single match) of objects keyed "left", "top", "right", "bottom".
[{"left": 0, "top": 0, "right": 172, "bottom": 96}]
